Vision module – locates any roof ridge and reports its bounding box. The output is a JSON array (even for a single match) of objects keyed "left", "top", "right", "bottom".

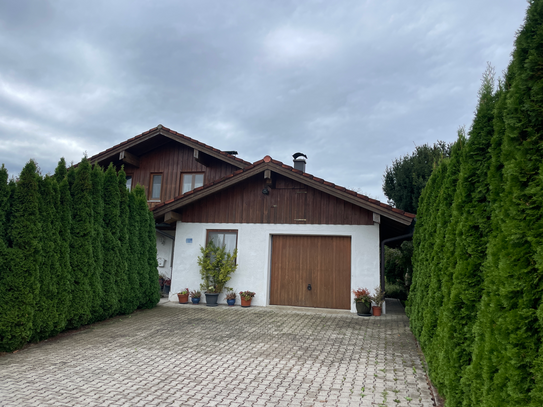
[{"left": 88, "top": 125, "right": 252, "bottom": 166}]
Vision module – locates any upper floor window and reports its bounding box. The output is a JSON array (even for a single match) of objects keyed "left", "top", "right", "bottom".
[
  {"left": 181, "top": 173, "right": 204, "bottom": 194},
  {"left": 126, "top": 175, "right": 133, "bottom": 191},
  {"left": 150, "top": 173, "right": 162, "bottom": 201}
]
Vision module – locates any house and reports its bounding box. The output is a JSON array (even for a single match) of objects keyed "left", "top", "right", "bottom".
[{"left": 89, "top": 125, "right": 415, "bottom": 313}]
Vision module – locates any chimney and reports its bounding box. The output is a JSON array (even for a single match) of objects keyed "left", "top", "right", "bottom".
[{"left": 293, "top": 152, "right": 307, "bottom": 173}]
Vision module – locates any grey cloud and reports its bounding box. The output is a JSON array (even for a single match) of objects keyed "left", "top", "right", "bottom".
[{"left": 0, "top": 0, "right": 527, "bottom": 201}]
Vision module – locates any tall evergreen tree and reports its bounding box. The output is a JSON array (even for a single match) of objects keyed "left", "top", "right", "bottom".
[
  {"left": 89, "top": 164, "right": 105, "bottom": 321},
  {"left": 424, "top": 134, "right": 465, "bottom": 392},
  {"left": 68, "top": 157, "right": 94, "bottom": 328},
  {"left": 406, "top": 157, "right": 442, "bottom": 336},
  {"left": 0, "top": 165, "right": 9, "bottom": 247},
  {"left": 134, "top": 185, "right": 150, "bottom": 308},
  {"left": 0, "top": 165, "right": 10, "bottom": 345},
  {"left": 482, "top": 2, "right": 543, "bottom": 404},
  {"left": 125, "top": 190, "right": 141, "bottom": 313},
  {"left": 54, "top": 157, "right": 67, "bottom": 184},
  {"left": 0, "top": 160, "right": 41, "bottom": 351},
  {"left": 142, "top": 210, "right": 160, "bottom": 308},
  {"left": 54, "top": 160, "right": 73, "bottom": 334},
  {"left": 463, "top": 79, "right": 509, "bottom": 407},
  {"left": 117, "top": 167, "right": 131, "bottom": 314},
  {"left": 437, "top": 67, "right": 497, "bottom": 406},
  {"left": 31, "top": 176, "right": 60, "bottom": 342},
  {"left": 101, "top": 163, "right": 121, "bottom": 317}
]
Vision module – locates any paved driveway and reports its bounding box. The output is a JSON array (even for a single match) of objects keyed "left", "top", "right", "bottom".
[{"left": 0, "top": 299, "right": 436, "bottom": 407}]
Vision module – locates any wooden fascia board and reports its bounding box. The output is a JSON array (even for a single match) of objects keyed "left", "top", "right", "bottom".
[
  {"left": 89, "top": 128, "right": 162, "bottom": 166},
  {"left": 89, "top": 128, "right": 246, "bottom": 169},
  {"left": 153, "top": 162, "right": 412, "bottom": 225}
]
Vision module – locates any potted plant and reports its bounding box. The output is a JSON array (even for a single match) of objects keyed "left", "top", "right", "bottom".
[
  {"left": 239, "top": 291, "right": 255, "bottom": 307},
  {"left": 163, "top": 278, "right": 171, "bottom": 295},
  {"left": 198, "top": 241, "right": 238, "bottom": 307},
  {"left": 225, "top": 288, "right": 237, "bottom": 306},
  {"left": 177, "top": 288, "right": 189, "bottom": 304},
  {"left": 190, "top": 290, "right": 201, "bottom": 305},
  {"left": 352, "top": 288, "right": 372, "bottom": 316},
  {"left": 371, "top": 286, "right": 386, "bottom": 316}
]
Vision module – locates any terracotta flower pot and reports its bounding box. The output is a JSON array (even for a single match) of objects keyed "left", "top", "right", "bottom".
[
  {"left": 241, "top": 298, "right": 252, "bottom": 307},
  {"left": 372, "top": 306, "right": 382, "bottom": 316},
  {"left": 177, "top": 293, "right": 189, "bottom": 304}
]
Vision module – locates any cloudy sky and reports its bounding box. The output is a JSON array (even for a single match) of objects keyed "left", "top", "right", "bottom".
[{"left": 0, "top": 0, "right": 528, "bottom": 202}]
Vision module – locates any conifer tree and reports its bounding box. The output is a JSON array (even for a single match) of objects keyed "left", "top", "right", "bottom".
[
  {"left": 54, "top": 162, "right": 73, "bottom": 333},
  {"left": 423, "top": 135, "right": 465, "bottom": 392},
  {"left": 54, "top": 157, "right": 67, "bottom": 184},
  {"left": 0, "top": 165, "right": 9, "bottom": 247},
  {"left": 89, "top": 165, "right": 105, "bottom": 321},
  {"left": 407, "top": 158, "right": 442, "bottom": 336},
  {"left": 481, "top": 2, "right": 543, "bottom": 404},
  {"left": 418, "top": 160, "right": 449, "bottom": 368},
  {"left": 0, "top": 160, "right": 41, "bottom": 351},
  {"left": 142, "top": 210, "right": 160, "bottom": 308},
  {"left": 102, "top": 163, "right": 121, "bottom": 317},
  {"left": 68, "top": 157, "right": 94, "bottom": 328},
  {"left": 462, "top": 80, "right": 509, "bottom": 407},
  {"left": 0, "top": 165, "right": 10, "bottom": 345},
  {"left": 436, "top": 67, "right": 497, "bottom": 406},
  {"left": 117, "top": 167, "right": 130, "bottom": 314},
  {"left": 125, "top": 190, "right": 141, "bottom": 313},
  {"left": 134, "top": 185, "right": 150, "bottom": 307},
  {"left": 31, "top": 176, "right": 60, "bottom": 342}
]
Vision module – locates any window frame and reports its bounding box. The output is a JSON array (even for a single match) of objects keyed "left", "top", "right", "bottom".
[
  {"left": 125, "top": 174, "right": 133, "bottom": 192},
  {"left": 206, "top": 229, "right": 238, "bottom": 256},
  {"left": 180, "top": 172, "right": 205, "bottom": 194},
  {"left": 149, "top": 172, "right": 163, "bottom": 202}
]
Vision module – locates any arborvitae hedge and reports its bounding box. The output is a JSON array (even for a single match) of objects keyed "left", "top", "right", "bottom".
[
  {"left": 0, "top": 161, "right": 41, "bottom": 351},
  {"left": 91, "top": 164, "right": 105, "bottom": 321},
  {"left": 117, "top": 166, "right": 131, "bottom": 314},
  {"left": 0, "top": 157, "right": 160, "bottom": 352},
  {"left": 54, "top": 159, "right": 73, "bottom": 335},
  {"left": 408, "top": 2, "right": 543, "bottom": 405}
]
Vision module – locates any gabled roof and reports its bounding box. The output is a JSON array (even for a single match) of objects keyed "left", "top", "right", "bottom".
[
  {"left": 153, "top": 155, "right": 415, "bottom": 225},
  {"left": 88, "top": 124, "right": 251, "bottom": 169}
]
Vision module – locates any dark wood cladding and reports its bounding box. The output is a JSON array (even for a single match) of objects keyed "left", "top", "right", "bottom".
[
  {"left": 119, "top": 141, "right": 240, "bottom": 209},
  {"left": 180, "top": 173, "right": 373, "bottom": 225}
]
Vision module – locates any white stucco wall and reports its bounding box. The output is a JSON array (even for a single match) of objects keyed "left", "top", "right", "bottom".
[
  {"left": 169, "top": 222, "right": 380, "bottom": 313},
  {"left": 156, "top": 231, "right": 174, "bottom": 279}
]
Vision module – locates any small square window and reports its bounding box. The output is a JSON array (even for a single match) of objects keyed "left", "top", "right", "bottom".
[
  {"left": 150, "top": 174, "right": 162, "bottom": 200},
  {"left": 206, "top": 230, "right": 238, "bottom": 255},
  {"left": 181, "top": 173, "right": 205, "bottom": 194}
]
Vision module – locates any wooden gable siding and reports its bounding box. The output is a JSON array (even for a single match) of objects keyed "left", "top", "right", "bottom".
[
  {"left": 121, "top": 141, "right": 240, "bottom": 209},
  {"left": 179, "top": 173, "right": 373, "bottom": 225}
]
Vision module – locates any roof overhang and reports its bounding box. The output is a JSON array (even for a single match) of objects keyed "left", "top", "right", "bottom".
[
  {"left": 88, "top": 125, "right": 249, "bottom": 169},
  {"left": 152, "top": 157, "right": 415, "bottom": 227}
]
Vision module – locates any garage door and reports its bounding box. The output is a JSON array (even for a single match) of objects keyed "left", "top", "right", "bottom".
[{"left": 269, "top": 235, "right": 351, "bottom": 309}]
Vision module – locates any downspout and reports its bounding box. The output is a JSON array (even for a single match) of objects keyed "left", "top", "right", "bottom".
[
  {"left": 156, "top": 228, "right": 175, "bottom": 279},
  {"left": 380, "top": 219, "right": 416, "bottom": 291}
]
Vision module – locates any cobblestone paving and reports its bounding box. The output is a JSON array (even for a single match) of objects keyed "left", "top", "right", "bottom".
[{"left": 0, "top": 299, "right": 436, "bottom": 407}]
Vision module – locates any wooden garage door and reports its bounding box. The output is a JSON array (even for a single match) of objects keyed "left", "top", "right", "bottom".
[{"left": 270, "top": 235, "right": 351, "bottom": 309}]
